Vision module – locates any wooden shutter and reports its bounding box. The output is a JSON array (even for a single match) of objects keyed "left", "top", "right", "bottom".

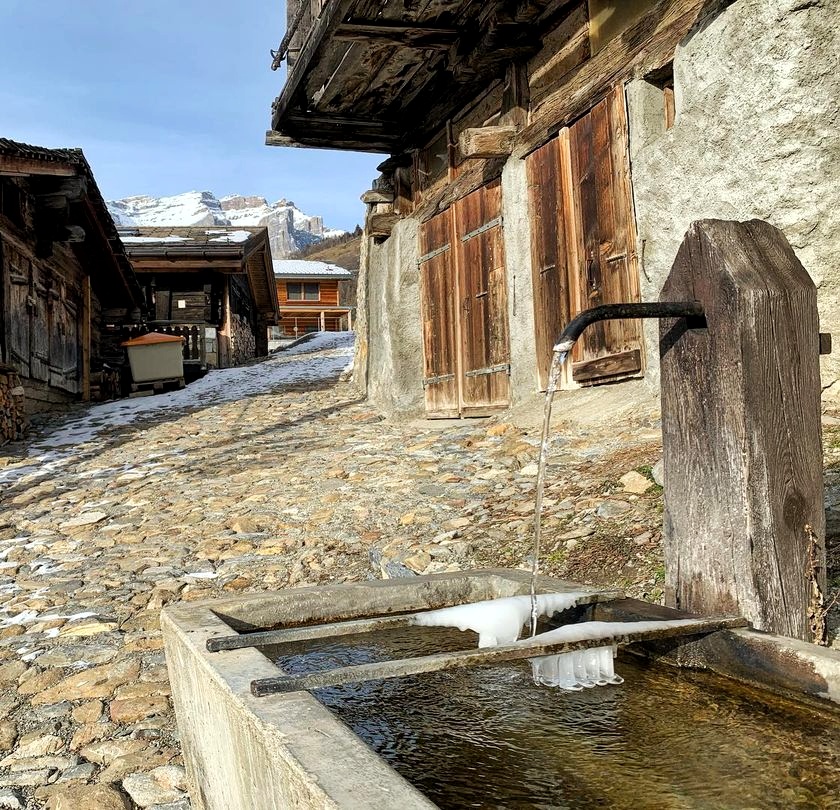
[
  {"left": 6, "top": 249, "right": 30, "bottom": 376},
  {"left": 526, "top": 138, "right": 571, "bottom": 391},
  {"left": 30, "top": 265, "right": 50, "bottom": 382},
  {"left": 453, "top": 179, "right": 511, "bottom": 414},
  {"left": 49, "top": 284, "right": 80, "bottom": 393},
  {"left": 419, "top": 209, "right": 459, "bottom": 417},
  {"left": 526, "top": 86, "right": 643, "bottom": 389},
  {"left": 567, "top": 87, "right": 642, "bottom": 382}
]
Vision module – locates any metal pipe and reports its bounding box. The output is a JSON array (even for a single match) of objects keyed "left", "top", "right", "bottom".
[{"left": 554, "top": 301, "right": 705, "bottom": 353}]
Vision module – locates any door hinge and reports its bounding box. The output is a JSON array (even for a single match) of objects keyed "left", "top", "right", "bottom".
[
  {"left": 423, "top": 372, "right": 456, "bottom": 387},
  {"left": 418, "top": 244, "right": 451, "bottom": 265},
  {"left": 465, "top": 363, "right": 510, "bottom": 378},
  {"left": 460, "top": 216, "right": 502, "bottom": 243}
]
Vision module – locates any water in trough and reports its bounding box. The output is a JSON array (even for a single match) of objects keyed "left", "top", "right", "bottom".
[{"left": 264, "top": 625, "right": 840, "bottom": 809}]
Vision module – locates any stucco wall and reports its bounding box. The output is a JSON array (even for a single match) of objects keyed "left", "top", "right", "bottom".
[
  {"left": 365, "top": 219, "right": 425, "bottom": 416},
  {"left": 629, "top": 0, "right": 840, "bottom": 392},
  {"left": 501, "top": 158, "right": 540, "bottom": 404}
]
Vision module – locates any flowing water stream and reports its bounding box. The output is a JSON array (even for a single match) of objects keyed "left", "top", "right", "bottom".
[{"left": 529, "top": 344, "right": 572, "bottom": 636}]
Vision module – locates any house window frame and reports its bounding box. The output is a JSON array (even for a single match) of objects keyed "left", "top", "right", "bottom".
[{"left": 287, "top": 281, "right": 320, "bottom": 301}]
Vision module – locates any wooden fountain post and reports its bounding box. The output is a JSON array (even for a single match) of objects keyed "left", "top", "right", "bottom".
[{"left": 659, "top": 219, "right": 826, "bottom": 642}]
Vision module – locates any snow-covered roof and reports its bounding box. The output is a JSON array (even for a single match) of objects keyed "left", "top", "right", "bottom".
[
  {"left": 118, "top": 226, "right": 264, "bottom": 250},
  {"left": 273, "top": 259, "right": 353, "bottom": 279}
]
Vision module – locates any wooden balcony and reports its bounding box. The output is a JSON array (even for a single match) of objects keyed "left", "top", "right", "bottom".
[{"left": 267, "top": 0, "right": 573, "bottom": 153}]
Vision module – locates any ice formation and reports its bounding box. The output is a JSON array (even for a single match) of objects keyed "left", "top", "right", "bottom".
[
  {"left": 524, "top": 619, "right": 703, "bottom": 690},
  {"left": 529, "top": 647, "right": 622, "bottom": 689},
  {"left": 411, "top": 592, "right": 593, "bottom": 647}
]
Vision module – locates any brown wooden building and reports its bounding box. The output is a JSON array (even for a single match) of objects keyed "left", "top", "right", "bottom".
[
  {"left": 272, "top": 259, "right": 353, "bottom": 339},
  {"left": 0, "top": 139, "right": 143, "bottom": 422},
  {"left": 121, "top": 226, "right": 279, "bottom": 369},
  {"left": 266, "top": 0, "right": 840, "bottom": 416}
]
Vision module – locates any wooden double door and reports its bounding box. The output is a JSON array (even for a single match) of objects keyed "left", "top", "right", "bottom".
[
  {"left": 4, "top": 240, "right": 81, "bottom": 394},
  {"left": 419, "top": 179, "right": 511, "bottom": 418},
  {"left": 526, "top": 86, "right": 643, "bottom": 389}
]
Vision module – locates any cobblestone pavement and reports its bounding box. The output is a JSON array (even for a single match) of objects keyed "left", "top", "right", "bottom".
[{"left": 0, "top": 333, "right": 837, "bottom": 808}]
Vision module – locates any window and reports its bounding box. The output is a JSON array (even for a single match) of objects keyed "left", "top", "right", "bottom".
[{"left": 287, "top": 282, "right": 320, "bottom": 301}]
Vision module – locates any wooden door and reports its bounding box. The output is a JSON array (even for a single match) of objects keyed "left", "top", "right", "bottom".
[
  {"left": 6, "top": 249, "right": 31, "bottom": 375},
  {"left": 418, "top": 180, "right": 511, "bottom": 417},
  {"left": 49, "top": 282, "right": 80, "bottom": 393},
  {"left": 419, "top": 209, "right": 459, "bottom": 418},
  {"left": 526, "top": 86, "right": 643, "bottom": 388},
  {"left": 453, "top": 180, "right": 510, "bottom": 415}
]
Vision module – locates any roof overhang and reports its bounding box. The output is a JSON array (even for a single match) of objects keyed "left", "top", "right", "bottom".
[{"left": 267, "top": 0, "right": 571, "bottom": 153}]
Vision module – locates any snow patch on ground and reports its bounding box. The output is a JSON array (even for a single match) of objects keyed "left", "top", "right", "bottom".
[{"left": 0, "top": 333, "right": 355, "bottom": 486}]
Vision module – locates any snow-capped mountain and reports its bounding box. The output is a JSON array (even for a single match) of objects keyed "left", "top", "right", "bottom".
[{"left": 107, "top": 191, "right": 345, "bottom": 258}]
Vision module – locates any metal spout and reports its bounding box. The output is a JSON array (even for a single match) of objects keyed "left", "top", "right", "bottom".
[{"left": 554, "top": 302, "right": 705, "bottom": 352}]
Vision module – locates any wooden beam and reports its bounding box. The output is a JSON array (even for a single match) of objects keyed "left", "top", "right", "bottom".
[
  {"left": 264, "top": 130, "right": 396, "bottom": 154},
  {"left": 361, "top": 188, "right": 395, "bottom": 204},
  {"left": 660, "top": 219, "right": 824, "bottom": 641},
  {"left": 366, "top": 212, "right": 400, "bottom": 238},
  {"left": 270, "top": 0, "right": 357, "bottom": 130},
  {"left": 334, "top": 21, "right": 460, "bottom": 49},
  {"left": 572, "top": 349, "right": 642, "bottom": 383},
  {"left": 415, "top": 157, "right": 506, "bottom": 223},
  {"left": 250, "top": 616, "right": 749, "bottom": 695},
  {"left": 206, "top": 590, "right": 623, "bottom": 651},
  {"left": 458, "top": 125, "right": 517, "bottom": 160},
  {"left": 0, "top": 155, "right": 77, "bottom": 178},
  {"left": 517, "top": 0, "right": 736, "bottom": 157}
]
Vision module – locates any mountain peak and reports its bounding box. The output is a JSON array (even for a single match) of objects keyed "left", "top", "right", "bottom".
[{"left": 107, "top": 191, "right": 344, "bottom": 258}]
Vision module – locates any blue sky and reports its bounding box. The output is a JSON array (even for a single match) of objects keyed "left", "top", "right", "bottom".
[{"left": 0, "top": 0, "right": 380, "bottom": 231}]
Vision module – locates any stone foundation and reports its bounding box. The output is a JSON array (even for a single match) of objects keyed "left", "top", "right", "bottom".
[{"left": 0, "top": 367, "right": 27, "bottom": 443}]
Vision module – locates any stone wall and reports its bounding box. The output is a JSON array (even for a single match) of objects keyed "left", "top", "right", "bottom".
[
  {"left": 365, "top": 219, "right": 425, "bottom": 416},
  {"left": 228, "top": 314, "right": 256, "bottom": 367},
  {"left": 0, "top": 367, "right": 27, "bottom": 444},
  {"left": 628, "top": 0, "right": 840, "bottom": 392}
]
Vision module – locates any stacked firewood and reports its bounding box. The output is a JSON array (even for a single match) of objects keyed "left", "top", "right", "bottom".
[
  {"left": 0, "top": 367, "right": 27, "bottom": 444},
  {"left": 89, "top": 366, "right": 123, "bottom": 402}
]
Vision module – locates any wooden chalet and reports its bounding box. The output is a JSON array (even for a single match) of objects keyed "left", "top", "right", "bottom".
[
  {"left": 121, "top": 226, "right": 279, "bottom": 370},
  {"left": 0, "top": 139, "right": 143, "bottom": 424},
  {"left": 267, "top": 0, "right": 840, "bottom": 416},
  {"left": 272, "top": 259, "right": 353, "bottom": 339}
]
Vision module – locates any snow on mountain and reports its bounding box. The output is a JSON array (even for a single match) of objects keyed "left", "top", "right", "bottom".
[{"left": 107, "top": 191, "right": 345, "bottom": 258}]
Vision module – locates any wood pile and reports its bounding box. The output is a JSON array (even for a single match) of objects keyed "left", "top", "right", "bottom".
[
  {"left": 0, "top": 367, "right": 28, "bottom": 444},
  {"left": 89, "top": 367, "right": 123, "bottom": 402}
]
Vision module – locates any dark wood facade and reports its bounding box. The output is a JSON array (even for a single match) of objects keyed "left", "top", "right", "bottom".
[
  {"left": 123, "top": 227, "right": 279, "bottom": 368},
  {"left": 0, "top": 140, "right": 143, "bottom": 412}
]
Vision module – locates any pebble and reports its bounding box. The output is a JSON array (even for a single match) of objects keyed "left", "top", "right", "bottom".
[
  {"left": 44, "top": 783, "right": 131, "bottom": 810},
  {"left": 122, "top": 770, "right": 186, "bottom": 807},
  {"left": 619, "top": 470, "right": 653, "bottom": 494}
]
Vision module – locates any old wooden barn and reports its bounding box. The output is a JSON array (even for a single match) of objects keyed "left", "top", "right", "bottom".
[
  {"left": 0, "top": 139, "right": 143, "bottom": 432},
  {"left": 121, "top": 226, "right": 279, "bottom": 371},
  {"left": 267, "top": 0, "right": 840, "bottom": 417}
]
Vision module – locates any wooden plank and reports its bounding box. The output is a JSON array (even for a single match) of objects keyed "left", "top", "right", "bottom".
[
  {"left": 334, "top": 22, "right": 459, "bottom": 49},
  {"left": 458, "top": 125, "right": 517, "bottom": 160},
  {"left": 453, "top": 180, "right": 510, "bottom": 413},
  {"left": 0, "top": 155, "right": 77, "bottom": 178},
  {"left": 207, "top": 589, "right": 624, "bottom": 651},
  {"left": 516, "top": 0, "right": 734, "bottom": 158},
  {"left": 572, "top": 348, "right": 641, "bottom": 382},
  {"left": 419, "top": 209, "right": 459, "bottom": 416},
  {"left": 660, "top": 219, "right": 825, "bottom": 642},
  {"left": 415, "top": 157, "right": 506, "bottom": 223},
  {"left": 526, "top": 138, "right": 566, "bottom": 390},
  {"left": 250, "top": 615, "right": 749, "bottom": 695}
]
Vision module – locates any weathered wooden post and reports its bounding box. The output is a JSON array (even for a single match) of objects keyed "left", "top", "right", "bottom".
[{"left": 659, "top": 219, "right": 825, "bottom": 642}]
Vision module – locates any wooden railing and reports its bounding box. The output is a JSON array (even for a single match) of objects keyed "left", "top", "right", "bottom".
[{"left": 122, "top": 323, "right": 206, "bottom": 363}]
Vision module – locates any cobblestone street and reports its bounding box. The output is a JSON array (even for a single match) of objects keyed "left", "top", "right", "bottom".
[{"left": 0, "top": 333, "right": 837, "bottom": 809}]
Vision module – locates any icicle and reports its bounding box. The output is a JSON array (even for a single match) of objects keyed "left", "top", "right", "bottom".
[{"left": 528, "top": 645, "right": 624, "bottom": 691}]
